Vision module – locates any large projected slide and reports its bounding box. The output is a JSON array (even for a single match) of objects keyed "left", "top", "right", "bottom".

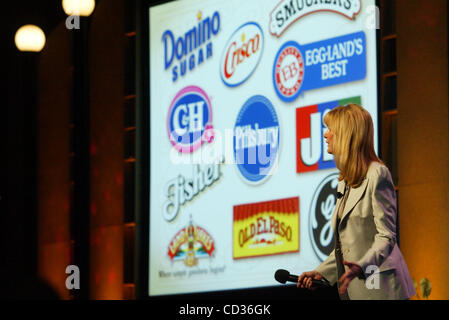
[{"left": 149, "top": 0, "right": 378, "bottom": 296}]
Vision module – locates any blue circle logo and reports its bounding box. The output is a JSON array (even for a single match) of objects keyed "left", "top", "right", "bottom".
[{"left": 233, "top": 95, "right": 280, "bottom": 183}]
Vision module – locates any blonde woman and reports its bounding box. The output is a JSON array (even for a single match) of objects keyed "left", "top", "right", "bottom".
[{"left": 297, "top": 104, "right": 415, "bottom": 300}]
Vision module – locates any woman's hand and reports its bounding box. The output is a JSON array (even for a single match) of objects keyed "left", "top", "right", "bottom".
[
  {"left": 297, "top": 270, "right": 324, "bottom": 290},
  {"left": 338, "top": 260, "right": 363, "bottom": 294}
]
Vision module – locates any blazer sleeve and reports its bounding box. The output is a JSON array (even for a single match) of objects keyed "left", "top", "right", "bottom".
[
  {"left": 356, "top": 165, "right": 397, "bottom": 277},
  {"left": 315, "top": 249, "right": 337, "bottom": 285}
]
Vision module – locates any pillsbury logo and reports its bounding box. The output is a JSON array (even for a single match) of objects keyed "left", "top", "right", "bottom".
[
  {"left": 233, "top": 95, "right": 280, "bottom": 184},
  {"left": 309, "top": 172, "right": 338, "bottom": 262},
  {"left": 167, "top": 86, "right": 214, "bottom": 153},
  {"left": 220, "top": 22, "right": 264, "bottom": 87}
]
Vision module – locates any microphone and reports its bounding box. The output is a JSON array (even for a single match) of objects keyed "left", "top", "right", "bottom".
[
  {"left": 274, "top": 269, "right": 330, "bottom": 287},
  {"left": 337, "top": 192, "right": 344, "bottom": 199}
]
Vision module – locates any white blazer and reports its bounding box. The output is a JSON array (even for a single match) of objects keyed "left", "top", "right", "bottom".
[{"left": 315, "top": 161, "right": 416, "bottom": 300}]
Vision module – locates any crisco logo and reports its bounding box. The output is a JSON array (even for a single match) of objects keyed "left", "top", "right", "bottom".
[
  {"left": 220, "top": 22, "right": 264, "bottom": 87},
  {"left": 309, "top": 173, "right": 339, "bottom": 262},
  {"left": 167, "top": 86, "right": 214, "bottom": 153},
  {"left": 162, "top": 11, "right": 220, "bottom": 82}
]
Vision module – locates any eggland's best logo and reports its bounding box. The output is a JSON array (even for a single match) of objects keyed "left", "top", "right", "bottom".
[
  {"left": 167, "top": 217, "right": 215, "bottom": 267},
  {"left": 309, "top": 173, "right": 339, "bottom": 262},
  {"left": 167, "top": 86, "right": 214, "bottom": 153},
  {"left": 273, "top": 31, "right": 366, "bottom": 103},
  {"left": 162, "top": 11, "right": 220, "bottom": 82},
  {"left": 220, "top": 22, "right": 264, "bottom": 87},
  {"left": 233, "top": 197, "right": 299, "bottom": 259},
  {"left": 233, "top": 95, "right": 280, "bottom": 184},
  {"left": 269, "top": 0, "right": 361, "bottom": 38},
  {"left": 273, "top": 41, "right": 305, "bottom": 102}
]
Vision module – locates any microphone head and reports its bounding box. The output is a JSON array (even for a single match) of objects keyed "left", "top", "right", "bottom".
[{"left": 274, "top": 269, "right": 290, "bottom": 284}]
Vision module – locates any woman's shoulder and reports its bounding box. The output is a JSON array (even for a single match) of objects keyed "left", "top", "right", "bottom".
[{"left": 366, "top": 161, "right": 390, "bottom": 179}]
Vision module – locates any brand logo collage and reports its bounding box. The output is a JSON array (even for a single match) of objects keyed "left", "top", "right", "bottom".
[{"left": 160, "top": 0, "right": 365, "bottom": 269}]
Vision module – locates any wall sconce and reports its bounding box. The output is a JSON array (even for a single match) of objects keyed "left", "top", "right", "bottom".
[
  {"left": 14, "top": 25, "right": 46, "bottom": 52},
  {"left": 62, "top": 0, "right": 96, "bottom": 17}
]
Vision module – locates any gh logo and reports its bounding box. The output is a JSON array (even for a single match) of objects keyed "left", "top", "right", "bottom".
[{"left": 172, "top": 101, "right": 205, "bottom": 136}]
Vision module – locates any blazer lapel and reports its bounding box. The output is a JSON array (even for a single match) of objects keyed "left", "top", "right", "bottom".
[
  {"left": 340, "top": 178, "right": 369, "bottom": 224},
  {"left": 332, "top": 180, "right": 347, "bottom": 231}
]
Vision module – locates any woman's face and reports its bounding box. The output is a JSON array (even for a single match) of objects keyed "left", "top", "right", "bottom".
[{"left": 323, "top": 127, "right": 334, "bottom": 154}]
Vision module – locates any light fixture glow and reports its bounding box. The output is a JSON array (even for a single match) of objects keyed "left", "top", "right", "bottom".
[
  {"left": 14, "top": 25, "right": 46, "bottom": 52},
  {"left": 62, "top": 0, "right": 95, "bottom": 17}
]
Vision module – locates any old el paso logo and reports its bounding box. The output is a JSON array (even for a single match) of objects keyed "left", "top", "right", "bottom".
[
  {"left": 163, "top": 11, "right": 220, "bottom": 82},
  {"left": 296, "top": 96, "right": 360, "bottom": 173},
  {"left": 233, "top": 197, "right": 299, "bottom": 259},
  {"left": 220, "top": 22, "right": 264, "bottom": 87},
  {"left": 270, "top": 0, "right": 361, "bottom": 37}
]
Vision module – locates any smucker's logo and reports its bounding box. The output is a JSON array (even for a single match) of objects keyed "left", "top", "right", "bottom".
[
  {"left": 309, "top": 172, "right": 339, "bottom": 262},
  {"left": 168, "top": 216, "right": 215, "bottom": 267},
  {"left": 162, "top": 11, "right": 220, "bottom": 82},
  {"left": 220, "top": 22, "right": 264, "bottom": 87},
  {"left": 269, "top": 0, "right": 362, "bottom": 37},
  {"left": 167, "top": 85, "right": 214, "bottom": 154}
]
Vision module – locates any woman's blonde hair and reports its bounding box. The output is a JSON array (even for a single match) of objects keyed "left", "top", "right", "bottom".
[{"left": 323, "top": 103, "right": 382, "bottom": 187}]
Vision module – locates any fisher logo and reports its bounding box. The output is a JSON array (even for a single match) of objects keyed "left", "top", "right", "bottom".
[
  {"left": 162, "top": 157, "right": 223, "bottom": 222},
  {"left": 296, "top": 96, "right": 360, "bottom": 173},
  {"left": 233, "top": 197, "right": 299, "bottom": 259},
  {"left": 233, "top": 95, "right": 280, "bottom": 184},
  {"left": 167, "top": 86, "right": 214, "bottom": 154},
  {"left": 270, "top": 0, "right": 362, "bottom": 38},
  {"left": 162, "top": 11, "right": 220, "bottom": 82},
  {"left": 220, "top": 22, "right": 264, "bottom": 87},
  {"left": 168, "top": 216, "right": 215, "bottom": 267},
  {"left": 273, "top": 41, "right": 305, "bottom": 102},
  {"left": 309, "top": 172, "right": 339, "bottom": 262},
  {"left": 272, "top": 31, "right": 366, "bottom": 102}
]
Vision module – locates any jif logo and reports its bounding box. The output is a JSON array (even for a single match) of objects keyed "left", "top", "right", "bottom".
[{"left": 296, "top": 97, "right": 361, "bottom": 173}]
